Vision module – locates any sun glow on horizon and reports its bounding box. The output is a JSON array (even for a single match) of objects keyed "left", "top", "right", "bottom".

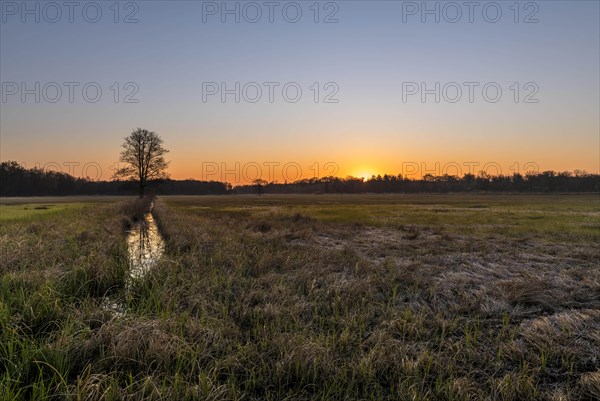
[{"left": 353, "top": 170, "right": 377, "bottom": 181}]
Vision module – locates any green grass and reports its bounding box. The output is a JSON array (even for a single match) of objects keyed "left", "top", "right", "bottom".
[
  {"left": 0, "top": 196, "right": 131, "bottom": 221},
  {"left": 0, "top": 203, "right": 86, "bottom": 221},
  {"left": 164, "top": 194, "right": 600, "bottom": 239},
  {"left": 1, "top": 194, "right": 599, "bottom": 400}
]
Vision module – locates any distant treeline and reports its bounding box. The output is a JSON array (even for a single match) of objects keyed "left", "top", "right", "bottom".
[
  {"left": 0, "top": 161, "right": 229, "bottom": 196},
  {"left": 1, "top": 161, "right": 599, "bottom": 196},
  {"left": 235, "top": 172, "right": 600, "bottom": 194}
]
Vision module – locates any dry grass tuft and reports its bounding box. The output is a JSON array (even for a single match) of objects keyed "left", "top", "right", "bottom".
[
  {"left": 502, "top": 276, "right": 558, "bottom": 311},
  {"left": 579, "top": 370, "right": 600, "bottom": 399}
]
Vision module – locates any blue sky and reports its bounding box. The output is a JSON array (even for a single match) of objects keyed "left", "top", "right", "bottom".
[{"left": 1, "top": 1, "right": 598, "bottom": 182}]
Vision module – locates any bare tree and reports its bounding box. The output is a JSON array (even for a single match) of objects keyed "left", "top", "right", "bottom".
[{"left": 114, "top": 128, "right": 169, "bottom": 198}]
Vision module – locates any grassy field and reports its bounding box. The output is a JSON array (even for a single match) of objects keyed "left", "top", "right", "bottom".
[
  {"left": 0, "top": 196, "right": 130, "bottom": 222},
  {"left": 1, "top": 194, "right": 599, "bottom": 400}
]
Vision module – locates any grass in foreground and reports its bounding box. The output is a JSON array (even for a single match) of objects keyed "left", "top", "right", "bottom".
[{"left": 0, "top": 194, "right": 599, "bottom": 400}]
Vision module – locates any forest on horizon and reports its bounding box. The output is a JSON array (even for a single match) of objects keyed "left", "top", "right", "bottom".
[{"left": 1, "top": 161, "right": 599, "bottom": 197}]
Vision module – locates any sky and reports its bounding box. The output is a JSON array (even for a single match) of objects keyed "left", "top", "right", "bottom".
[{"left": 1, "top": 0, "right": 599, "bottom": 184}]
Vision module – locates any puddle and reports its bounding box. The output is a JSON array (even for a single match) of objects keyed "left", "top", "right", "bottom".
[
  {"left": 126, "top": 210, "right": 165, "bottom": 281},
  {"left": 103, "top": 203, "right": 164, "bottom": 315}
]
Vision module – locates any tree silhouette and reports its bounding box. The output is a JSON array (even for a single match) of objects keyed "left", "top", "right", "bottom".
[
  {"left": 113, "top": 128, "right": 170, "bottom": 198},
  {"left": 252, "top": 179, "right": 268, "bottom": 196}
]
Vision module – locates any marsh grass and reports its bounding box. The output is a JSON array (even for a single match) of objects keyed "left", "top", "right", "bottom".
[{"left": 0, "top": 194, "right": 598, "bottom": 400}]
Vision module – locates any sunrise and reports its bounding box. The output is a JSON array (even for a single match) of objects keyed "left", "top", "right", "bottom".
[{"left": 1, "top": 1, "right": 599, "bottom": 400}]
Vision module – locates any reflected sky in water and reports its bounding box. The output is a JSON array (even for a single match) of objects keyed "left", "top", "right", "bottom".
[{"left": 126, "top": 212, "right": 164, "bottom": 280}]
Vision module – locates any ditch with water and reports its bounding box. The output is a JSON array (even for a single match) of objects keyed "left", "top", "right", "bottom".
[
  {"left": 104, "top": 203, "right": 165, "bottom": 314},
  {"left": 126, "top": 208, "right": 165, "bottom": 281}
]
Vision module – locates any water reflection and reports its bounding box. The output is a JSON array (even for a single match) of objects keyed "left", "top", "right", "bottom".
[
  {"left": 101, "top": 206, "right": 165, "bottom": 316},
  {"left": 126, "top": 211, "right": 164, "bottom": 280}
]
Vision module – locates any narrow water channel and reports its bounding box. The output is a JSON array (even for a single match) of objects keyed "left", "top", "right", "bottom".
[
  {"left": 126, "top": 208, "right": 165, "bottom": 280},
  {"left": 103, "top": 203, "right": 165, "bottom": 315}
]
